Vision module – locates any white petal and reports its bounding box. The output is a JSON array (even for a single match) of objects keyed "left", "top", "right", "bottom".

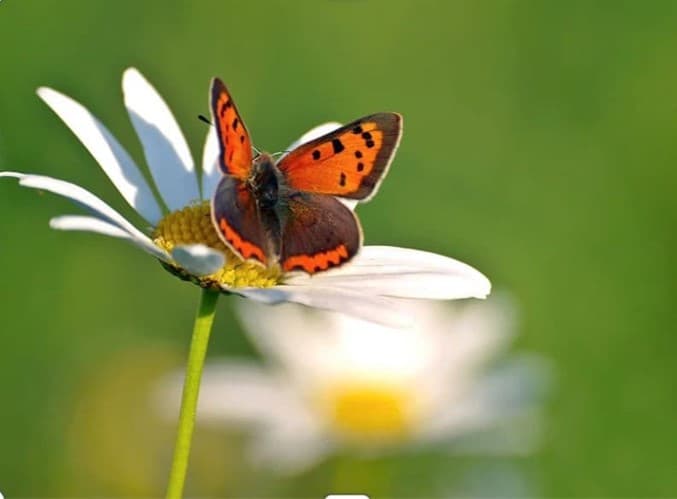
[
  {"left": 421, "top": 356, "right": 550, "bottom": 444},
  {"left": 155, "top": 361, "right": 330, "bottom": 472},
  {"left": 201, "top": 125, "right": 220, "bottom": 199},
  {"left": 235, "top": 301, "right": 338, "bottom": 374},
  {"left": 337, "top": 198, "right": 358, "bottom": 211},
  {"left": 287, "top": 245, "right": 491, "bottom": 300},
  {"left": 328, "top": 310, "right": 438, "bottom": 378},
  {"left": 1, "top": 172, "right": 169, "bottom": 261},
  {"left": 49, "top": 215, "right": 131, "bottom": 239},
  {"left": 237, "top": 302, "right": 432, "bottom": 387},
  {"left": 171, "top": 244, "right": 225, "bottom": 276},
  {"left": 236, "top": 300, "right": 330, "bottom": 342},
  {"left": 157, "top": 362, "right": 297, "bottom": 426},
  {"left": 437, "top": 296, "right": 517, "bottom": 377},
  {"left": 48, "top": 215, "right": 178, "bottom": 261},
  {"left": 248, "top": 424, "right": 332, "bottom": 474},
  {"left": 122, "top": 68, "right": 200, "bottom": 210},
  {"left": 234, "top": 285, "right": 413, "bottom": 327},
  {"left": 281, "top": 121, "right": 343, "bottom": 157},
  {"left": 199, "top": 363, "right": 320, "bottom": 436},
  {"left": 198, "top": 363, "right": 330, "bottom": 472},
  {"left": 37, "top": 86, "right": 163, "bottom": 225}
]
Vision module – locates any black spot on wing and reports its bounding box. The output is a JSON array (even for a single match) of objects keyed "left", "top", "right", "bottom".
[{"left": 332, "top": 138, "right": 345, "bottom": 154}]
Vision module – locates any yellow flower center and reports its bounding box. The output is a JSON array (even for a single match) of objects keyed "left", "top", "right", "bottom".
[
  {"left": 320, "top": 381, "right": 416, "bottom": 444},
  {"left": 152, "top": 201, "right": 281, "bottom": 289}
]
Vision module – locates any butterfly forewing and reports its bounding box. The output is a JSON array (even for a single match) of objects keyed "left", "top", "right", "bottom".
[
  {"left": 280, "top": 192, "right": 362, "bottom": 274},
  {"left": 276, "top": 113, "right": 402, "bottom": 201},
  {"left": 210, "top": 78, "right": 253, "bottom": 180}
]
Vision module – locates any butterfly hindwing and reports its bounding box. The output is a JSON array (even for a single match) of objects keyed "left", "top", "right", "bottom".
[
  {"left": 280, "top": 192, "right": 362, "bottom": 273},
  {"left": 210, "top": 78, "right": 253, "bottom": 180},
  {"left": 211, "top": 175, "right": 278, "bottom": 266},
  {"left": 276, "top": 113, "right": 402, "bottom": 201}
]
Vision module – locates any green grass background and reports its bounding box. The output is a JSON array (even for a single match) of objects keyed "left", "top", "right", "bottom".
[{"left": 1, "top": 0, "right": 676, "bottom": 496}]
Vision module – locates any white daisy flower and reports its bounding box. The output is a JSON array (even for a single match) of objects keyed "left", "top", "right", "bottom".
[
  {"left": 1, "top": 68, "right": 491, "bottom": 325},
  {"left": 159, "top": 297, "right": 548, "bottom": 473}
]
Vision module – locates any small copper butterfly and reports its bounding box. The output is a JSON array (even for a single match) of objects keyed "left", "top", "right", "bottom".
[{"left": 210, "top": 78, "right": 402, "bottom": 274}]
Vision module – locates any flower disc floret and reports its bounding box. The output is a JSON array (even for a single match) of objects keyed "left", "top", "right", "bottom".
[{"left": 319, "top": 381, "right": 416, "bottom": 443}]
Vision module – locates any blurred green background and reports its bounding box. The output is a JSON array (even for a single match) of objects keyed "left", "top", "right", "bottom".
[{"left": 1, "top": 0, "right": 676, "bottom": 497}]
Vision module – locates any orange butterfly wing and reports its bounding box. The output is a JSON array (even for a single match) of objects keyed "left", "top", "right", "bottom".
[
  {"left": 210, "top": 78, "right": 253, "bottom": 180},
  {"left": 276, "top": 113, "right": 402, "bottom": 201}
]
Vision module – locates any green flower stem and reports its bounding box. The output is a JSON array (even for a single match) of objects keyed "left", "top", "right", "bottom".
[{"left": 166, "top": 288, "right": 220, "bottom": 499}]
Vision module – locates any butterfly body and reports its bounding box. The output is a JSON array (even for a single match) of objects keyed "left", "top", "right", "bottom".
[
  {"left": 210, "top": 78, "right": 402, "bottom": 274},
  {"left": 249, "top": 153, "right": 281, "bottom": 210}
]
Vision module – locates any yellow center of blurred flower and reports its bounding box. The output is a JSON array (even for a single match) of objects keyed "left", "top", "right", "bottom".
[
  {"left": 152, "top": 201, "right": 281, "bottom": 289},
  {"left": 322, "top": 381, "right": 415, "bottom": 443}
]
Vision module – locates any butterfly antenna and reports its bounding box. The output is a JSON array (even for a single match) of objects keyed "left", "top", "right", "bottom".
[
  {"left": 252, "top": 144, "right": 263, "bottom": 156},
  {"left": 198, "top": 114, "right": 212, "bottom": 126},
  {"left": 271, "top": 150, "right": 290, "bottom": 158}
]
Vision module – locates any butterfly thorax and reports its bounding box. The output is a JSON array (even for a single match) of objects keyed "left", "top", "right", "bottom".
[{"left": 249, "top": 153, "right": 282, "bottom": 210}]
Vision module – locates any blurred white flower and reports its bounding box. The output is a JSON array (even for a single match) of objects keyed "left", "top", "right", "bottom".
[
  {"left": 1, "top": 68, "right": 490, "bottom": 326},
  {"left": 158, "top": 296, "right": 548, "bottom": 473}
]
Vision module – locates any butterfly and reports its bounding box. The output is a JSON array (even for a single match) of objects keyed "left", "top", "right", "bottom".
[{"left": 209, "top": 78, "right": 402, "bottom": 274}]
